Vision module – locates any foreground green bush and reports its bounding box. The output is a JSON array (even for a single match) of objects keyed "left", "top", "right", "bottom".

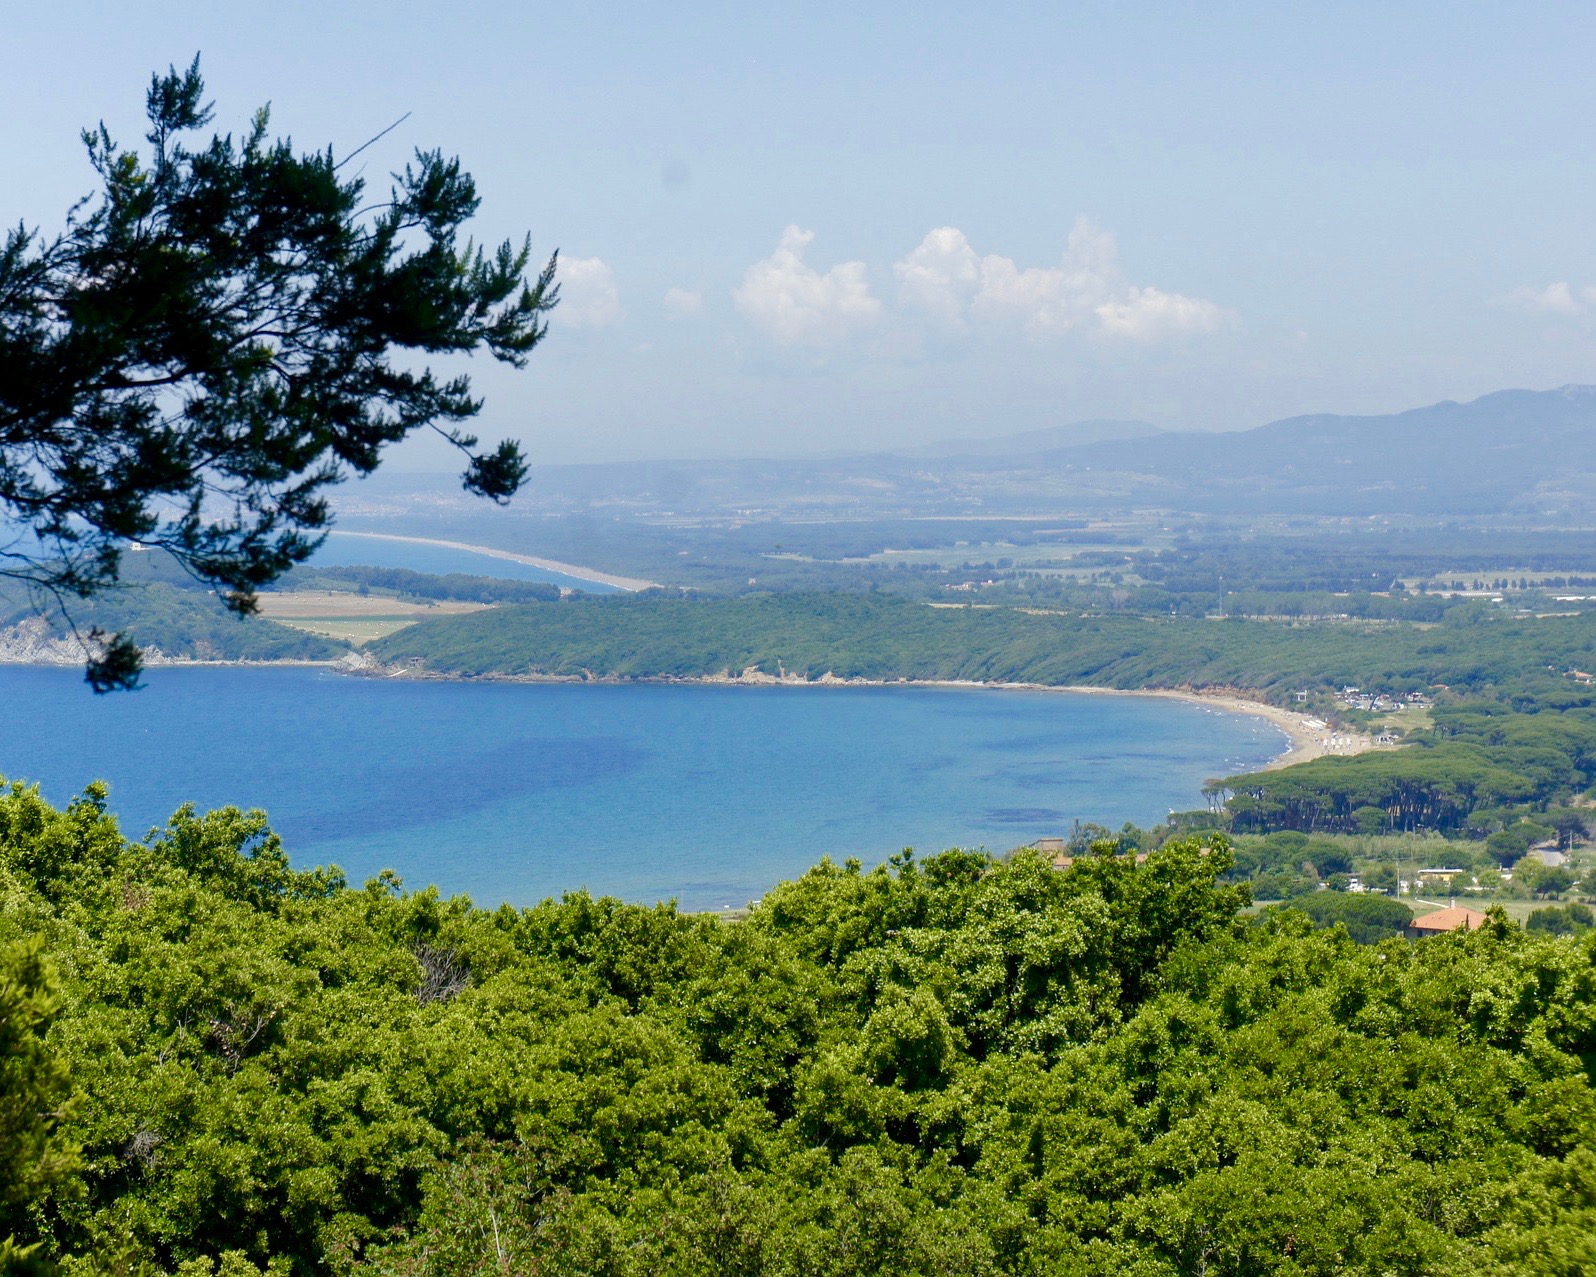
[{"left": 3, "top": 780, "right": 1595, "bottom": 1275}]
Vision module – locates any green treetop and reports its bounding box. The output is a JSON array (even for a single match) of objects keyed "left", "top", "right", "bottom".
[{"left": 0, "top": 59, "right": 557, "bottom": 689}]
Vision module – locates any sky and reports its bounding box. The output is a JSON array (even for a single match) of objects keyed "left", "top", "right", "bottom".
[{"left": 6, "top": 3, "right": 1596, "bottom": 465}]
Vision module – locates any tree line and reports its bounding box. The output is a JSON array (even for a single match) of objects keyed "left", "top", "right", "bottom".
[{"left": 4, "top": 784, "right": 1595, "bottom": 1273}]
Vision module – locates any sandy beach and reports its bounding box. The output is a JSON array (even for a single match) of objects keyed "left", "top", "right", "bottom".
[
  {"left": 1062, "top": 686, "right": 1387, "bottom": 771},
  {"left": 915, "top": 683, "right": 1384, "bottom": 771}
]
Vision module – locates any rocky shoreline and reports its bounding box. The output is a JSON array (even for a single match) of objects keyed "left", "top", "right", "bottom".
[{"left": 0, "top": 618, "right": 348, "bottom": 671}]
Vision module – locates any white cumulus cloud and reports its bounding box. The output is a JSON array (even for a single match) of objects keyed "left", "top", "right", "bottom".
[
  {"left": 893, "top": 226, "right": 982, "bottom": 327},
  {"left": 663, "top": 286, "right": 704, "bottom": 318},
  {"left": 1097, "top": 286, "right": 1227, "bottom": 341},
  {"left": 1511, "top": 281, "right": 1584, "bottom": 315},
  {"left": 895, "top": 218, "right": 1228, "bottom": 341},
  {"left": 734, "top": 226, "right": 883, "bottom": 346},
  {"left": 558, "top": 256, "right": 623, "bottom": 328}
]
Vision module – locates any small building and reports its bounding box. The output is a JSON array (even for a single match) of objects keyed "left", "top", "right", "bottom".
[
  {"left": 1041, "top": 844, "right": 1151, "bottom": 873},
  {"left": 1407, "top": 906, "right": 1488, "bottom": 938}
]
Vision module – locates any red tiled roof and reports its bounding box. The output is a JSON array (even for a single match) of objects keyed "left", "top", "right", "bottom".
[{"left": 1408, "top": 906, "right": 1488, "bottom": 933}]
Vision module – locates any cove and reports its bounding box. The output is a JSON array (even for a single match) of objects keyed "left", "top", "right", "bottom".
[{"left": 0, "top": 666, "right": 1284, "bottom": 911}]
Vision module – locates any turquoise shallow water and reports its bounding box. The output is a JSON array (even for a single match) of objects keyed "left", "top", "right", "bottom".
[{"left": 0, "top": 667, "right": 1283, "bottom": 910}]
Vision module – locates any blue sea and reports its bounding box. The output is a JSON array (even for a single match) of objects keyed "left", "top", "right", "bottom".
[
  {"left": 0, "top": 667, "right": 1283, "bottom": 910},
  {"left": 313, "top": 531, "right": 620, "bottom": 593}
]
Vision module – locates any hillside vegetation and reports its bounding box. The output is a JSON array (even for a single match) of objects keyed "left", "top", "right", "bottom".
[
  {"left": 368, "top": 591, "right": 1596, "bottom": 693},
  {"left": 4, "top": 784, "right": 1595, "bottom": 1274},
  {"left": 0, "top": 583, "right": 346, "bottom": 665}
]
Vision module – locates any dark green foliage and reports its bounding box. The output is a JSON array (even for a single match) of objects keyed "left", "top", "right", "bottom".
[
  {"left": 366, "top": 590, "right": 1596, "bottom": 698},
  {"left": 0, "top": 939, "right": 78, "bottom": 1273},
  {"left": 5, "top": 786, "right": 1596, "bottom": 1273},
  {"left": 1223, "top": 831, "right": 1406, "bottom": 904},
  {"left": 1516, "top": 858, "right": 1581, "bottom": 899},
  {"left": 1218, "top": 696, "right": 1596, "bottom": 839},
  {"left": 0, "top": 62, "right": 555, "bottom": 687},
  {"left": 1529, "top": 904, "right": 1596, "bottom": 936},
  {"left": 1270, "top": 891, "right": 1415, "bottom": 943},
  {"left": 1225, "top": 744, "right": 1550, "bottom": 836}
]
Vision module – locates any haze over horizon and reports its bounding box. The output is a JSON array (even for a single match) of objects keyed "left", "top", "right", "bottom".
[{"left": 9, "top": 3, "right": 1596, "bottom": 467}]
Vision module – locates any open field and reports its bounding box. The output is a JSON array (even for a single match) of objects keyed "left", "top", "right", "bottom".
[
  {"left": 865, "top": 541, "right": 1153, "bottom": 568},
  {"left": 256, "top": 590, "right": 490, "bottom": 644}
]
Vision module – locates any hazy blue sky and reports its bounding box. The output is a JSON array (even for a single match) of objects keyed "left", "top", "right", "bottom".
[{"left": 7, "top": 3, "right": 1596, "bottom": 463}]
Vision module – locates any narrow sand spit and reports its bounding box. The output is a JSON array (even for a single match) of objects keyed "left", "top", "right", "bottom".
[{"left": 327, "top": 531, "right": 660, "bottom": 591}]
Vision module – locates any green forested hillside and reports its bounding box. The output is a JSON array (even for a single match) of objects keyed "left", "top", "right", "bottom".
[
  {"left": 0, "top": 583, "right": 347, "bottom": 664},
  {"left": 1221, "top": 730, "right": 1596, "bottom": 835},
  {"left": 4, "top": 784, "right": 1595, "bottom": 1274},
  {"left": 368, "top": 591, "right": 1596, "bottom": 695},
  {"left": 1218, "top": 696, "right": 1596, "bottom": 836}
]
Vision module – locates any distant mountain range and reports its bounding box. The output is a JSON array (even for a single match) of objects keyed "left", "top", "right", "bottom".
[
  {"left": 1059, "top": 385, "right": 1596, "bottom": 517},
  {"left": 345, "top": 386, "right": 1596, "bottom": 522}
]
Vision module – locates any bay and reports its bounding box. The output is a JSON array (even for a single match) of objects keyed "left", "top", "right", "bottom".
[{"left": 0, "top": 666, "right": 1283, "bottom": 910}]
